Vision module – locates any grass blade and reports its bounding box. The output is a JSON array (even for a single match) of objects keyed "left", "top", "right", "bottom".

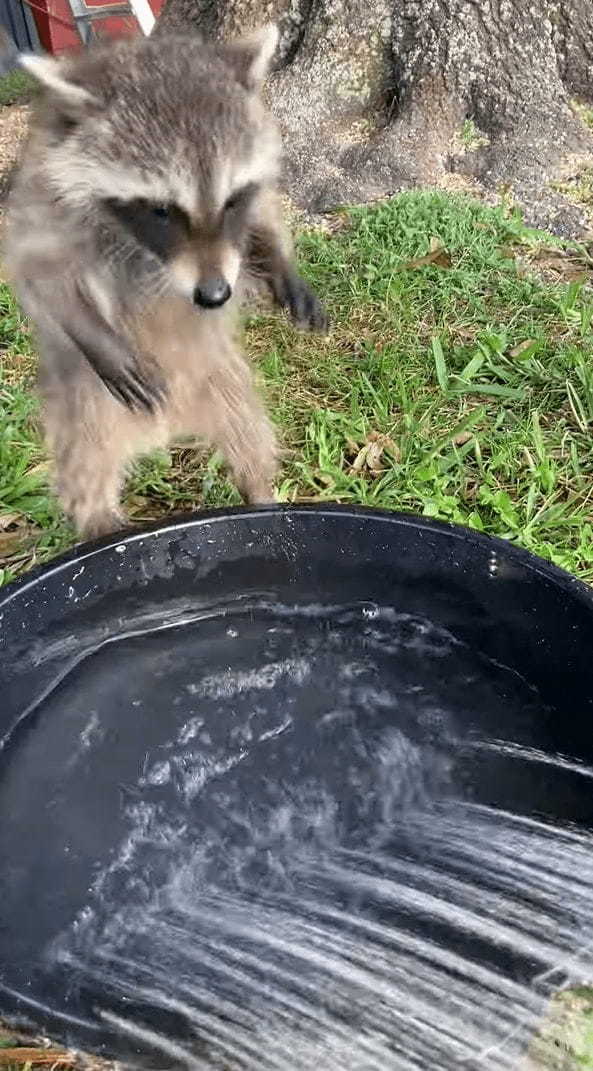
[{"left": 432, "top": 337, "right": 449, "bottom": 395}]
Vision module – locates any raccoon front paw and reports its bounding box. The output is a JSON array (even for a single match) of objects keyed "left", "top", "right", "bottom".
[
  {"left": 274, "top": 271, "right": 328, "bottom": 333},
  {"left": 101, "top": 358, "right": 166, "bottom": 413},
  {"left": 77, "top": 509, "right": 127, "bottom": 542}
]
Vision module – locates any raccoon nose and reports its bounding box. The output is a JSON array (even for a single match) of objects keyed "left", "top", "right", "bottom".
[{"left": 193, "top": 277, "right": 232, "bottom": 309}]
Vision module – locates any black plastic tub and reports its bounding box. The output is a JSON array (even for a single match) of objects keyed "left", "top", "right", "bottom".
[{"left": 1, "top": 506, "right": 593, "bottom": 1069}]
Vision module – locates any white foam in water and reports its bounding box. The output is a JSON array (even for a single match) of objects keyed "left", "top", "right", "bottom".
[{"left": 52, "top": 603, "right": 593, "bottom": 1070}]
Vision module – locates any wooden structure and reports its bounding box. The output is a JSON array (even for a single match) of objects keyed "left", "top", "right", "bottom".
[{"left": 6, "top": 0, "right": 162, "bottom": 56}]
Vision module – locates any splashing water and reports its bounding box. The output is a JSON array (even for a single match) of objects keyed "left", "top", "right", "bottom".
[{"left": 26, "top": 602, "right": 593, "bottom": 1068}]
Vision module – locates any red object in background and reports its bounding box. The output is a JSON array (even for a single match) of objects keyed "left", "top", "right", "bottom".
[{"left": 25, "top": 0, "right": 164, "bottom": 55}]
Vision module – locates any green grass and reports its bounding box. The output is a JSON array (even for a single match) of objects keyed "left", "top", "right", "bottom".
[
  {"left": 0, "top": 69, "right": 35, "bottom": 107},
  {"left": 529, "top": 988, "right": 593, "bottom": 1069},
  {"left": 459, "top": 117, "right": 490, "bottom": 151},
  {"left": 553, "top": 166, "right": 593, "bottom": 214},
  {"left": 2, "top": 189, "right": 593, "bottom": 585}
]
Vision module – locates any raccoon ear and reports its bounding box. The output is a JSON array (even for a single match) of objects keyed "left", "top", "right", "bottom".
[
  {"left": 19, "top": 54, "right": 99, "bottom": 115},
  {"left": 221, "top": 23, "right": 279, "bottom": 91}
]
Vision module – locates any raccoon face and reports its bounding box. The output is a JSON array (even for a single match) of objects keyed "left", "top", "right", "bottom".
[
  {"left": 105, "top": 179, "right": 261, "bottom": 308},
  {"left": 22, "top": 26, "right": 281, "bottom": 308}
]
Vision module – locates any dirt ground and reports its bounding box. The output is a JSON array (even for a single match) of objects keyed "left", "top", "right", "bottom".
[{"left": 0, "top": 103, "right": 28, "bottom": 207}]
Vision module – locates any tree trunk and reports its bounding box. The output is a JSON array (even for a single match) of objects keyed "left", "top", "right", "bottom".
[{"left": 157, "top": 0, "right": 593, "bottom": 235}]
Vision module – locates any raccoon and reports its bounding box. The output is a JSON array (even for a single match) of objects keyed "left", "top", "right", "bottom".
[{"left": 4, "top": 25, "right": 327, "bottom": 539}]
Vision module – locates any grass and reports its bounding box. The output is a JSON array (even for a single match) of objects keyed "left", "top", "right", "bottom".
[
  {"left": 3, "top": 189, "right": 593, "bottom": 585},
  {"left": 0, "top": 69, "right": 36, "bottom": 107},
  {"left": 553, "top": 166, "right": 593, "bottom": 216},
  {"left": 459, "top": 117, "right": 490, "bottom": 151},
  {"left": 529, "top": 988, "right": 593, "bottom": 1069}
]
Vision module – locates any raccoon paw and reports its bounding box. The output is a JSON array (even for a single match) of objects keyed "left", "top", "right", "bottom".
[
  {"left": 101, "top": 358, "right": 166, "bottom": 413},
  {"left": 77, "top": 509, "right": 127, "bottom": 542},
  {"left": 275, "top": 272, "right": 328, "bottom": 333}
]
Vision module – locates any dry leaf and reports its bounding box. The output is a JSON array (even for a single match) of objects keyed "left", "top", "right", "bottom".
[
  {"left": 401, "top": 238, "right": 452, "bottom": 271},
  {"left": 0, "top": 511, "right": 21, "bottom": 530},
  {"left": 350, "top": 432, "right": 400, "bottom": 474},
  {"left": 526, "top": 247, "right": 590, "bottom": 282},
  {"left": 510, "top": 339, "right": 537, "bottom": 358},
  {"left": 453, "top": 431, "right": 474, "bottom": 446},
  {"left": 127, "top": 494, "right": 150, "bottom": 512},
  {"left": 368, "top": 430, "right": 401, "bottom": 461},
  {"left": 0, "top": 529, "right": 30, "bottom": 555},
  {"left": 366, "top": 441, "right": 384, "bottom": 472},
  {"left": 351, "top": 444, "right": 370, "bottom": 473},
  {"left": 532, "top": 245, "right": 566, "bottom": 262},
  {"left": 564, "top": 269, "right": 589, "bottom": 283},
  {"left": 455, "top": 326, "right": 478, "bottom": 341},
  {"left": 538, "top": 256, "right": 572, "bottom": 271}
]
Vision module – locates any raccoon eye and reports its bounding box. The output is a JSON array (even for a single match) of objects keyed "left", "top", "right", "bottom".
[
  {"left": 224, "top": 183, "right": 258, "bottom": 213},
  {"left": 151, "top": 203, "right": 170, "bottom": 220}
]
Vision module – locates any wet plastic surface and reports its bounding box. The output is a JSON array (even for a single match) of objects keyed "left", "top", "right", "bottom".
[{"left": 1, "top": 506, "right": 593, "bottom": 1067}]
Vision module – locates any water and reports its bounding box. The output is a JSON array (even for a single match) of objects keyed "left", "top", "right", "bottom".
[
  {"left": 5, "top": 601, "right": 593, "bottom": 1068},
  {"left": 57, "top": 803, "right": 593, "bottom": 1069}
]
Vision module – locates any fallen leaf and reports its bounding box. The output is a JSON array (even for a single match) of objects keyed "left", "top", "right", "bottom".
[
  {"left": 369, "top": 430, "right": 401, "bottom": 461},
  {"left": 453, "top": 431, "right": 474, "bottom": 446},
  {"left": 510, "top": 339, "right": 537, "bottom": 358},
  {"left": 539, "top": 256, "right": 572, "bottom": 271},
  {"left": 0, "top": 511, "right": 21, "bottom": 530},
  {"left": 366, "top": 441, "right": 384, "bottom": 472},
  {"left": 401, "top": 237, "right": 452, "bottom": 271},
  {"left": 455, "top": 326, "right": 478, "bottom": 341},
  {"left": 564, "top": 269, "right": 589, "bottom": 283},
  {"left": 0, "top": 529, "right": 31, "bottom": 555},
  {"left": 526, "top": 248, "right": 591, "bottom": 282},
  {"left": 126, "top": 494, "right": 150, "bottom": 512},
  {"left": 350, "top": 444, "right": 370, "bottom": 473},
  {"left": 350, "top": 432, "right": 400, "bottom": 474},
  {"left": 532, "top": 245, "right": 566, "bottom": 262}
]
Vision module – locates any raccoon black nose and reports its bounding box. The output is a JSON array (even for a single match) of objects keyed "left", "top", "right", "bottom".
[{"left": 193, "top": 278, "right": 232, "bottom": 308}]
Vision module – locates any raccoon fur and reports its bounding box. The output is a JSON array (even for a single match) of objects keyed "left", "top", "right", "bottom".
[{"left": 4, "top": 25, "right": 327, "bottom": 539}]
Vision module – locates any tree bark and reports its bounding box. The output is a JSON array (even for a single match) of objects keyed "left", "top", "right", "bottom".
[{"left": 157, "top": 0, "right": 593, "bottom": 235}]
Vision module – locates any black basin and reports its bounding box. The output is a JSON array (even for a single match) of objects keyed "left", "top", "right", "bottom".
[{"left": 1, "top": 506, "right": 593, "bottom": 1069}]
